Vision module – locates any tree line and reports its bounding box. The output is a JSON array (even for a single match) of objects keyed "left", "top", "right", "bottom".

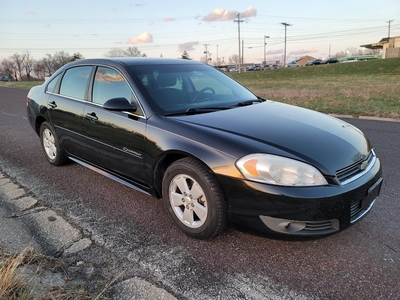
[
  {"left": 0, "top": 46, "right": 381, "bottom": 81},
  {"left": 0, "top": 47, "right": 146, "bottom": 81},
  {"left": 0, "top": 51, "right": 84, "bottom": 81}
]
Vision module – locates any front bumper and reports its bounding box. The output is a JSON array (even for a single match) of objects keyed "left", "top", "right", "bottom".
[{"left": 218, "top": 157, "right": 382, "bottom": 238}]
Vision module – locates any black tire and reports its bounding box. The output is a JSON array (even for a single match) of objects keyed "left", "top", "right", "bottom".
[
  {"left": 162, "top": 157, "right": 227, "bottom": 239},
  {"left": 39, "top": 122, "right": 68, "bottom": 166}
]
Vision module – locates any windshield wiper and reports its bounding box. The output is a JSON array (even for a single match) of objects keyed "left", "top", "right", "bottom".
[
  {"left": 164, "top": 106, "right": 230, "bottom": 116},
  {"left": 234, "top": 98, "right": 265, "bottom": 107}
]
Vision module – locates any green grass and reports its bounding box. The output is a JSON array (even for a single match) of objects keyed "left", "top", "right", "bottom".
[
  {"left": 2, "top": 58, "right": 399, "bottom": 118},
  {"left": 0, "top": 81, "right": 44, "bottom": 90},
  {"left": 230, "top": 58, "right": 400, "bottom": 119}
]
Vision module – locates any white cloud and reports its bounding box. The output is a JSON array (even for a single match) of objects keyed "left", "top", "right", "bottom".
[
  {"left": 203, "top": 6, "right": 257, "bottom": 22},
  {"left": 178, "top": 41, "right": 199, "bottom": 52},
  {"left": 128, "top": 32, "right": 153, "bottom": 44},
  {"left": 241, "top": 7, "right": 257, "bottom": 19}
]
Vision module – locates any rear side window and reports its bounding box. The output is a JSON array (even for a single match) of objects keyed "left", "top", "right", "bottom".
[
  {"left": 46, "top": 73, "right": 61, "bottom": 93},
  {"left": 59, "top": 66, "right": 92, "bottom": 100}
]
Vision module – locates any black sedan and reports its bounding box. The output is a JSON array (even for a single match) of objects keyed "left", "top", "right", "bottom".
[
  {"left": 305, "top": 59, "right": 322, "bottom": 66},
  {"left": 27, "top": 58, "right": 382, "bottom": 239},
  {"left": 320, "top": 57, "right": 339, "bottom": 64}
]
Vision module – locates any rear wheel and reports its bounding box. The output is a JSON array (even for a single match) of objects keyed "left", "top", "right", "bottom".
[
  {"left": 39, "top": 122, "right": 68, "bottom": 166},
  {"left": 162, "top": 157, "right": 227, "bottom": 239}
]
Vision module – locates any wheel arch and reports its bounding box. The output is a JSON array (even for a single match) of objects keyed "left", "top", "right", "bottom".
[
  {"left": 152, "top": 150, "right": 228, "bottom": 201},
  {"left": 35, "top": 116, "right": 47, "bottom": 136}
]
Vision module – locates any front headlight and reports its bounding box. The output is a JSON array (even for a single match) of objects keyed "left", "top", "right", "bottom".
[{"left": 236, "top": 154, "right": 328, "bottom": 186}]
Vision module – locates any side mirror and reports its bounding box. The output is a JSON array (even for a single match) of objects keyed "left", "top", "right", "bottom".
[{"left": 103, "top": 97, "right": 137, "bottom": 112}]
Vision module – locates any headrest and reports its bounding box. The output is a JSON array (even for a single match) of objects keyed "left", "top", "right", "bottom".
[{"left": 156, "top": 72, "right": 178, "bottom": 87}]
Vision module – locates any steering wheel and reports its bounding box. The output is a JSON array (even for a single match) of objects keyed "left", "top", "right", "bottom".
[{"left": 192, "top": 87, "right": 215, "bottom": 102}]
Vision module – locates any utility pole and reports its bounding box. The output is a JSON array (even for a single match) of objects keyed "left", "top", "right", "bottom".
[
  {"left": 203, "top": 44, "right": 209, "bottom": 64},
  {"left": 216, "top": 45, "right": 219, "bottom": 67},
  {"left": 387, "top": 19, "right": 394, "bottom": 38},
  {"left": 242, "top": 39, "right": 244, "bottom": 66},
  {"left": 234, "top": 14, "right": 244, "bottom": 73},
  {"left": 264, "top": 35, "right": 270, "bottom": 67},
  {"left": 281, "top": 22, "right": 292, "bottom": 67}
]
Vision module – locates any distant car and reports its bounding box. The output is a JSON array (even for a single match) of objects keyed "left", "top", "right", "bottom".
[
  {"left": 27, "top": 57, "right": 382, "bottom": 240},
  {"left": 287, "top": 61, "right": 300, "bottom": 68},
  {"left": 254, "top": 65, "right": 262, "bottom": 71},
  {"left": 246, "top": 66, "right": 255, "bottom": 71},
  {"left": 0, "top": 76, "right": 11, "bottom": 82},
  {"left": 265, "top": 64, "right": 279, "bottom": 70},
  {"left": 320, "top": 58, "right": 339, "bottom": 64},
  {"left": 229, "top": 68, "right": 238, "bottom": 72},
  {"left": 306, "top": 59, "right": 322, "bottom": 66},
  {"left": 340, "top": 57, "right": 358, "bottom": 63}
]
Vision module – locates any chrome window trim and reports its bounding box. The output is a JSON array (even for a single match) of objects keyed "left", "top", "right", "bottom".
[{"left": 45, "top": 63, "right": 148, "bottom": 120}]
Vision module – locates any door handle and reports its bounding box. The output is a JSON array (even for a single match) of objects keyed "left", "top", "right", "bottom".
[
  {"left": 85, "top": 112, "right": 98, "bottom": 123},
  {"left": 48, "top": 101, "right": 57, "bottom": 109}
]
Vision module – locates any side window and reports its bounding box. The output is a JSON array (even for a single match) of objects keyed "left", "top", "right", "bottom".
[
  {"left": 46, "top": 73, "right": 61, "bottom": 93},
  {"left": 92, "top": 67, "right": 132, "bottom": 105},
  {"left": 59, "top": 66, "right": 92, "bottom": 100}
]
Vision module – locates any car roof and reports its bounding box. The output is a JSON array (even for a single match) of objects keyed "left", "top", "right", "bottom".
[{"left": 66, "top": 57, "right": 204, "bottom": 68}]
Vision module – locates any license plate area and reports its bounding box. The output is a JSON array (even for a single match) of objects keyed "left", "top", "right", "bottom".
[{"left": 362, "top": 178, "right": 383, "bottom": 210}]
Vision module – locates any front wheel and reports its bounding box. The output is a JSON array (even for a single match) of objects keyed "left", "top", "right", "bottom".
[
  {"left": 162, "top": 158, "right": 227, "bottom": 239},
  {"left": 39, "top": 122, "right": 68, "bottom": 166}
]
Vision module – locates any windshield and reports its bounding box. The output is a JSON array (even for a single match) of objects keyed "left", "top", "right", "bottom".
[{"left": 129, "top": 63, "right": 258, "bottom": 115}]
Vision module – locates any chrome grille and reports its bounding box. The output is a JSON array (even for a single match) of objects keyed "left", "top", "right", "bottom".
[{"left": 336, "top": 150, "right": 376, "bottom": 185}]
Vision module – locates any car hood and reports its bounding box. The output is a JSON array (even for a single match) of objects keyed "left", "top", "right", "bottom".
[{"left": 172, "top": 101, "right": 371, "bottom": 175}]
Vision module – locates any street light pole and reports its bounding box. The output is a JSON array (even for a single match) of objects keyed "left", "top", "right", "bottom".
[
  {"left": 387, "top": 19, "right": 394, "bottom": 38},
  {"left": 264, "top": 35, "right": 270, "bottom": 68}
]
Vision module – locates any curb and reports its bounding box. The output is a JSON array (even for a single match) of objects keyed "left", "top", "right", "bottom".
[
  {"left": 329, "top": 114, "right": 400, "bottom": 123},
  {"left": 0, "top": 172, "right": 177, "bottom": 299}
]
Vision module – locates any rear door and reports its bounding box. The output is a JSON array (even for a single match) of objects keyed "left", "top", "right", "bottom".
[{"left": 47, "top": 66, "right": 93, "bottom": 156}]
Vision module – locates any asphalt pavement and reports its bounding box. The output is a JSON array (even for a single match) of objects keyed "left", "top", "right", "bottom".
[
  {"left": 1, "top": 86, "right": 400, "bottom": 299},
  {"left": 0, "top": 171, "right": 177, "bottom": 299}
]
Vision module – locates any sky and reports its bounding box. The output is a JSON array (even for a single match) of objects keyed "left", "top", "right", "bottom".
[{"left": 1, "top": 0, "right": 399, "bottom": 65}]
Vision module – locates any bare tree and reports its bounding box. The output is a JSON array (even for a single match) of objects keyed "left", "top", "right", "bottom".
[
  {"left": 104, "top": 48, "right": 127, "bottom": 57},
  {"left": 23, "top": 51, "right": 35, "bottom": 81},
  {"left": 1, "top": 59, "right": 16, "bottom": 81},
  {"left": 228, "top": 54, "right": 240, "bottom": 65},
  {"left": 54, "top": 51, "right": 72, "bottom": 69},
  {"left": 105, "top": 47, "right": 145, "bottom": 57},
  {"left": 125, "top": 46, "right": 142, "bottom": 57},
  {"left": 41, "top": 54, "right": 56, "bottom": 77},
  {"left": 33, "top": 60, "right": 46, "bottom": 80},
  {"left": 12, "top": 53, "right": 25, "bottom": 81}
]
